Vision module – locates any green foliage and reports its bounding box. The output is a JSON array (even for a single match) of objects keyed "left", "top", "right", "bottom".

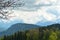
[
  {"left": 26, "top": 32, "right": 31, "bottom": 40},
  {"left": 0, "top": 37, "right": 4, "bottom": 40},
  {"left": 48, "top": 31, "right": 57, "bottom": 40},
  {"left": 0, "top": 24, "right": 60, "bottom": 40}
]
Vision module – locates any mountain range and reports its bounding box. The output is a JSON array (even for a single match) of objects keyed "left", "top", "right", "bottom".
[
  {"left": 0, "top": 23, "right": 60, "bottom": 37},
  {"left": 0, "top": 23, "right": 40, "bottom": 37}
]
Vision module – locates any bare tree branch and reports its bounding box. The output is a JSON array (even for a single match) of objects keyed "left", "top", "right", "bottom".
[{"left": 0, "top": 0, "right": 24, "bottom": 20}]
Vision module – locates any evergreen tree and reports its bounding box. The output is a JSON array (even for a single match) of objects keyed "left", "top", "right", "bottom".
[{"left": 26, "top": 32, "right": 30, "bottom": 40}]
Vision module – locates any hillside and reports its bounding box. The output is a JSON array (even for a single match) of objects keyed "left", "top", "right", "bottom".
[
  {"left": 0, "top": 23, "right": 60, "bottom": 40},
  {"left": 0, "top": 23, "right": 40, "bottom": 37}
]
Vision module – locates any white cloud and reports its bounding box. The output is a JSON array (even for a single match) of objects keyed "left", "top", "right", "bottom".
[
  {"left": 0, "top": 0, "right": 60, "bottom": 32},
  {"left": 7, "top": 7, "right": 57, "bottom": 24},
  {"left": 13, "top": 10, "right": 42, "bottom": 24},
  {"left": 0, "top": 0, "right": 60, "bottom": 24},
  {"left": 38, "top": 8, "right": 57, "bottom": 21},
  {"left": 35, "top": 0, "right": 58, "bottom": 5},
  {"left": 35, "top": 0, "right": 50, "bottom": 5}
]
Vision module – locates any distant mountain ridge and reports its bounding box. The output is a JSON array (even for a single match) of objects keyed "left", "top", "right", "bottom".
[
  {"left": 0, "top": 23, "right": 60, "bottom": 37},
  {"left": 0, "top": 23, "right": 40, "bottom": 37}
]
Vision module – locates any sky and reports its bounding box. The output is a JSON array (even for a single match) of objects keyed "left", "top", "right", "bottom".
[{"left": 0, "top": 0, "right": 60, "bottom": 31}]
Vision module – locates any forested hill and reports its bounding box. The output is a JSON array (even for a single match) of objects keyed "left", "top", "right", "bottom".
[
  {"left": 0, "top": 23, "right": 40, "bottom": 37},
  {"left": 0, "top": 23, "right": 60, "bottom": 40}
]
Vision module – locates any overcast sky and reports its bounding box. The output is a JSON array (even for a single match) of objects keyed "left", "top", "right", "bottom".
[{"left": 0, "top": 0, "right": 60, "bottom": 31}]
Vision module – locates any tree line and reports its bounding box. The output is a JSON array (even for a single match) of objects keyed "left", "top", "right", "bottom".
[{"left": 0, "top": 24, "right": 60, "bottom": 40}]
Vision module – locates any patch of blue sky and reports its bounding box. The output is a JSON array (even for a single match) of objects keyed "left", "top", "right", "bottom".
[
  {"left": 36, "top": 21, "right": 55, "bottom": 26},
  {"left": 47, "top": 9, "right": 59, "bottom": 16}
]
